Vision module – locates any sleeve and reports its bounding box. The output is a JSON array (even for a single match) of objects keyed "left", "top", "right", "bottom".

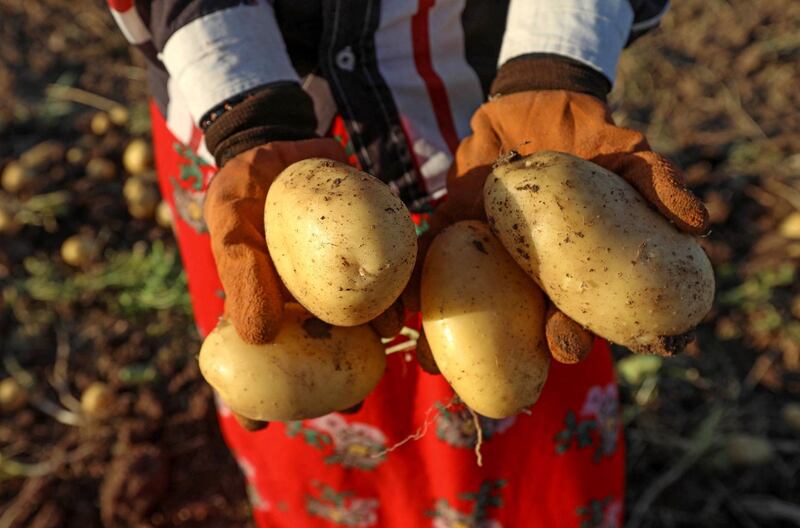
[
  {"left": 491, "top": 0, "right": 668, "bottom": 100},
  {"left": 107, "top": 0, "right": 300, "bottom": 125},
  {"left": 107, "top": 0, "right": 318, "bottom": 167}
]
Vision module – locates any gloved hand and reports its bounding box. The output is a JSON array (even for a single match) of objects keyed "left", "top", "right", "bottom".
[
  {"left": 204, "top": 139, "right": 404, "bottom": 428},
  {"left": 407, "top": 89, "right": 708, "bottom": 367},
  {"left": 204, "top": 138, "right": 350, "bottom": 344}
]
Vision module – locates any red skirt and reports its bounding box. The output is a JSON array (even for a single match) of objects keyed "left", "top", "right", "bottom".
[{"left": 151, "top": 105, "right": 625, "bottom": 528}]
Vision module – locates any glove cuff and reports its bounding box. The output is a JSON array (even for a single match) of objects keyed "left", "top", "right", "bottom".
[
  {"left": 205, "top": 82, "right": 318, "bottom": 167},
  {"left": 490, "top": 54, "right": 611, "bottom": 102}
]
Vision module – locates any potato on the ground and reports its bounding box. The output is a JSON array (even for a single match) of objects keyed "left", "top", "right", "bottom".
[
  {"left": 421, "top": 221, "right": 550, "bottom": 419},
  {"left": 484, "top": 151, "right": 715, "bottom": 355},
  {"left": 81, "top": 382, "right": 115, "bottom": 419},
  {"left": 265, "top": 158, "right": 417, "bottom": 326},
  {"left": 61, "top": 233, "right": 98, "bottom": 267},
  {"left": 199, "top": 303, "right": 387, "bottom": 422}
]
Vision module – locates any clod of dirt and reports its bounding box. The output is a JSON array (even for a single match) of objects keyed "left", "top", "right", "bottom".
[
  {"left": 725, "top": 434, "right": 774, "bottom": 466},
  {"left": 81, "top": 382, "right": 115, "bottom": 420},
  {"left": 0, "top": 377, "right": 28, "bottom": 413},
  {"left": 100, "top": 444, "right": 169, "bottom": 527}
]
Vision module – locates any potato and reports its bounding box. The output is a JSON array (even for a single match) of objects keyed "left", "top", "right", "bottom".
[
  {"left": 421, "top": 221, "right": 550, "bottom": 419},
  {"left": 81, "top": 382, "right": 115, "bottom": 420},
  {"left": 265, "top": 158, "right": 417, "bottom": 326},
  {"left": 61, "top": 233, "right": 98, "bottom": 267},
  {"left": 199, "top": 303, "right": 387, "bottom": 421},
  {"left": 484, "top": 151, "right": 715, "bottom": 354}
]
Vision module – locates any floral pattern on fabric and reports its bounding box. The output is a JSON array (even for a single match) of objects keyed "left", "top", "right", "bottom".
[
  {"left": 169, "top": 141, "right": 212, "bottom": 233},
  {"left": 435, "top": 400, "right": 516, "bottom": 449},
  {"left": 576, "top": 496, "right": 622, "bottom": 528},
  {"left": 580, "top": 384, "right": 620, "bottom": 458},
  {"left": 554, "top": 383, "right": 620, "bottom": 462},
  {"left": 287, "top": 414, "right": 387, "bottom": 470},
  {"left": 429, "top": 480, "right": 506, "bottom": 528},
  {"left": 237, "top": 457, "right": 270, "bottom": 513},
  {"left": 305, "top": 482, "right": 379, "bottom": 527}
]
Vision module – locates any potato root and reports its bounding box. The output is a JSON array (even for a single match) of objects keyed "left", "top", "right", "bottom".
[
  {"left": 421, "top": 221, "right": 550, "bottom": 418},
  {"left": 199, "top": 304, "right": 387, "bottom": 421},
  {"left": 484, "top": 151, "right": 715, "bottom": 354},
  {"left": 265, "top": 159, "right": 417, "bottom": 326}
]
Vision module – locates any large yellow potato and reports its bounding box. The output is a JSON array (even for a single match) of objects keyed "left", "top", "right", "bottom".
[
  {"left": 484, "top": 151, "right": 715, "bottom": 354},
  {"left": 421, "top": 221, "right": 550, "bottom": 419},
  {"left": 199, "top": 304, "right": 387, "bottom": 421},
  {"left": 265, "top": 159, "right": 417, "bottom": 326}
]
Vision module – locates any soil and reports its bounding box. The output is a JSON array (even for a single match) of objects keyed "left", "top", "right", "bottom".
[{"left": 1, "top": 0, "right": 799, "bottom": 527}]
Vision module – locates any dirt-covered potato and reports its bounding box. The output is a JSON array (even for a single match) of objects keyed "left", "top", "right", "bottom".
[
  {"left": 265, "top": 158, "right": 417, "bottom": 326},
  {"left": 484, "top": 151, "right": 715, "bottom": 354},
  {"left": 421, "top": 221, "right": 550, "bottom": 419},
  {"left": 199, "top": 303, "right": 387, "bottom": 421}
]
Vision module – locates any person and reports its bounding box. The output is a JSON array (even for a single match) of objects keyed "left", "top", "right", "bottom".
[{"left": 109, "top": 1, "right": 708, "bottom": 526}]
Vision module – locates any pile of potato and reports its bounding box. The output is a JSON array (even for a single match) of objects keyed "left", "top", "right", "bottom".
[{"left": 200, "top": 152, "right": 714, "bottom": 423}]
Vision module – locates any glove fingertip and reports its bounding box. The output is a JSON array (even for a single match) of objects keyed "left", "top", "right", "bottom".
[
  {"left": 229, "top": 297, "right": 284, "bottom": 345},
  {"left": 415, "top": 331, "right": 440, "bottom": 375},
  {"left": 340, "top": 401, "right": 364, "bottom": 414},
  {"left": 618, "top": 151, "right": 710, "bottom": 236},
  {"left": 545, "top": 309, "right": 594, "bottom": 364},
  {"left": 370, "top": 299, "right": 405, "bottom": 338},
  {"left": 233, "top": 412, "right": 269, "bottom": 432}
]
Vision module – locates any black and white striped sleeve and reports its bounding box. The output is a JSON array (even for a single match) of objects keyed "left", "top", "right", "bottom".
[{"left": 107, "top": 0, "right": 300, "bottom": 126}]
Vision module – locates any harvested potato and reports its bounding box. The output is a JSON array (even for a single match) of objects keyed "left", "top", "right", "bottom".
[
  {"left": 123, "top": 139, "right": 153, "bottom": 175},
  {"left": 421, "top": 221, "right": 550, "bottom": 419},
  {"left": 91, "top": 112, "right": 111, "bottom": 135},
  {"left": 484, "top": 151, "right": 715, "bottom": 354},
  {"left": 61, "top": 233, "right": 98, "bottom": 267},
  {"left": 1, "top": 162, "right": 35, "bottom": 193},
  {"left": 199, "top": 303, "right": 387, "bottom": 421},
  {"left": 0, "top": 377, "right": 28, "bottom": 413},
  {"left": 265, "top": 158, "right": 417, "bottom": 326},
  {"left": 155, "top": 201, "right": 173, "bottom": 228},
  {"left": 109, "top": 105, "right": 129, "bottom": 126},
  {"left": 81, "top": 382, "right": 115, "bottom": 420}
]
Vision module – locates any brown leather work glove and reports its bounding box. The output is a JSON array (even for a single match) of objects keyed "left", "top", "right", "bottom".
[{"left": 406, "top": 58, "right": 709, "bottom": 367}]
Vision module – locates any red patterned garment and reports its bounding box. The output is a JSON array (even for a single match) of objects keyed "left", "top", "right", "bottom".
[{"left": 151, "top": 105, "right": 625, "bottom": 528}]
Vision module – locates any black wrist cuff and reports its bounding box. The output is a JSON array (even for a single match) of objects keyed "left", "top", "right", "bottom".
[
  {"left": 490, "top": 54, "right": 611, "bottom": 102},
  {"left": 205, "top": 82, "right": 318, "bottom": 167}
]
